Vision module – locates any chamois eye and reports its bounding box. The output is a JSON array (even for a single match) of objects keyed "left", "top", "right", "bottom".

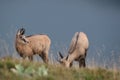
[{"left": 20, "top": 36, "right": 24, "bottom": 40}]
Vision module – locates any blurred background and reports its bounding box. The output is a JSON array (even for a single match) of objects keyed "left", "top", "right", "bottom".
[{"left": 0, "top": 0, "right": 120, "bottom": 69}]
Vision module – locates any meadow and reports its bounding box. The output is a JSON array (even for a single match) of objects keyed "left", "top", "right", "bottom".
[
  {"left": 0, "top": 33, "right": 120, "bottom": 80},
  {"left": 0, "top": 56, "right": 120, "bottom": 80}
]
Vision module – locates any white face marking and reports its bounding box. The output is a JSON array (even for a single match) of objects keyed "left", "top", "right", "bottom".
[
  {"left": 60, "top": 57, "right": 70, "bottom": 67},
  {"left": 20, "top": 35, "right": 29, "bottom": 44}
]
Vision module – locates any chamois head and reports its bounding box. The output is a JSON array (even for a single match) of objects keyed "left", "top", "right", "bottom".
[
  {"left": 58, "top": 52, "right": 70, "bottom": 68},
  {"left": 58, "top": 32, "right": 89, "bottom": 68},
  {"left": 16, "top": 28, "right": 29, "bottom": 44}
]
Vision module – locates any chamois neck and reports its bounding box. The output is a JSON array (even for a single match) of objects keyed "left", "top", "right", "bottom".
[{"left": 67, "top": 54, "right": 76, "bottom": 63}]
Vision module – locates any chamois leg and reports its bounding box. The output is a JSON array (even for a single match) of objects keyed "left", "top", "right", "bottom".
[
  {"left": 39, "top": 52, "right": 49, "bottom": 64},
  {"left": 79, "top": 49, "right": 87, "bottom": 68},
  {"left": 70, "top": 62, "right": 73, "bottom": 67},
  {"left": 28, "top": 56, "right": 33, "bottom": 61},
  {"left": 43, "top": 52, "right": 49, "bottom": 64},
  {"left": 79, "top": 58, "right": 86, "bottom": 68},
  {"left": 20, "top": 54, "right": 26, "bottom": 59}
]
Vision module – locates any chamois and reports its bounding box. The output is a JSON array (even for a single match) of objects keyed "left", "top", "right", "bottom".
[
  {"left": 15, "top": 28, "right": 51, "bottom": 63},
  {"left": 58, "top": 32, "right": 89, "bottom": 68}
]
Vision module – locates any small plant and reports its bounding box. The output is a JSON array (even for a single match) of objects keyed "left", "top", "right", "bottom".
[
  {"left": 11, "top": 64, "right": 48, "bottom": 77},
  {"left": 37, "top": 65, "right": 48, "bottom": 76},
  {"left": 6, "top": 61, "right": 15, "bottom": 69},
  {"left": 0, "top": 62, "right": 4, "bottom": 68},
  {"left": 14, "top": 64, "right": 24, "bottom": 75}
]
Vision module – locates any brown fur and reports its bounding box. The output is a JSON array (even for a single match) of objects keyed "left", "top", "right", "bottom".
[
  {"left": 15, "top": 28, "right": 51, "bottom": 63},
  {"left": 59, "top": 32, "right": 89, "bottom": 68}
]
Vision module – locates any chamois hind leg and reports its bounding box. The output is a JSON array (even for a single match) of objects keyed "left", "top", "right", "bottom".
[
  {"left": 70, "top": 62, "right": 73, "bottom": 67},
  {"left": 28, "top": 56, "right": 33, "bottom": 61},
  {"left": 20, "top": 54, "right": 26, "bottom": 59},
  {"left": 79, "top": 58, "right": 86, "bottom": 68},
  {"left": 39, "top": 52, "right": 49, "bottom": 64},
  {"left": 43, "top": 51, "right": 49, "bottom": 64},
  {"left": 79, "top": 49, "right": 87, "bottom": 68}
]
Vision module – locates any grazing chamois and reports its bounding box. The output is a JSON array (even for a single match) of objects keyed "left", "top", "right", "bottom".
[{"left": 58, "top": 32, "right": 89, "bottom": 68}]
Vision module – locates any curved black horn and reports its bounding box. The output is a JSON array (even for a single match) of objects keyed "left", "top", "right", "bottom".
[
  {"left": 59, "top": 51, "right": 63, "bottom": 58},
  {"left": 66, "top": 55, "right": 69, "bottom": 60},
  {"left": 20, "top": 28, "right": 25, "bottom": 35},
  {"left": 17, "top": 28, "right": 25, "bottom": 36}
]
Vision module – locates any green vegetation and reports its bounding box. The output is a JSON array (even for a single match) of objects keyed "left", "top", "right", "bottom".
[{"left": 0, "top": 57, "right": 119, "bottom": 80}]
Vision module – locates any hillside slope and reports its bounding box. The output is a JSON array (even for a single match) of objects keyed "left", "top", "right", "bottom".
[{"left": 0, "top": 57, "right": 119, "bottom": 80}]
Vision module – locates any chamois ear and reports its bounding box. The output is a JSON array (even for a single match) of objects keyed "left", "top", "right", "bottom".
[{"left": 59, "top": 51, "right": 63, "bottom": 58}]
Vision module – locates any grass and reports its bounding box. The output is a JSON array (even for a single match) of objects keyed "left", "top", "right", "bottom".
[{"left": 0, "top": 57, "right": 120, "bottom": 80}]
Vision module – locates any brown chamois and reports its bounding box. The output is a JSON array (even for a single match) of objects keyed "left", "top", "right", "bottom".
[
  {"left": 15, "top": 28, "right": 51, "bottom": 63},
  {"left": 58, "top": 32, "right": 89, "bottom": 68}
]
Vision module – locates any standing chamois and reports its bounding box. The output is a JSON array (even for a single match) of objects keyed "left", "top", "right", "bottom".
[{"left": 15, "top": 28, "right": 51, "bottom": 63}]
